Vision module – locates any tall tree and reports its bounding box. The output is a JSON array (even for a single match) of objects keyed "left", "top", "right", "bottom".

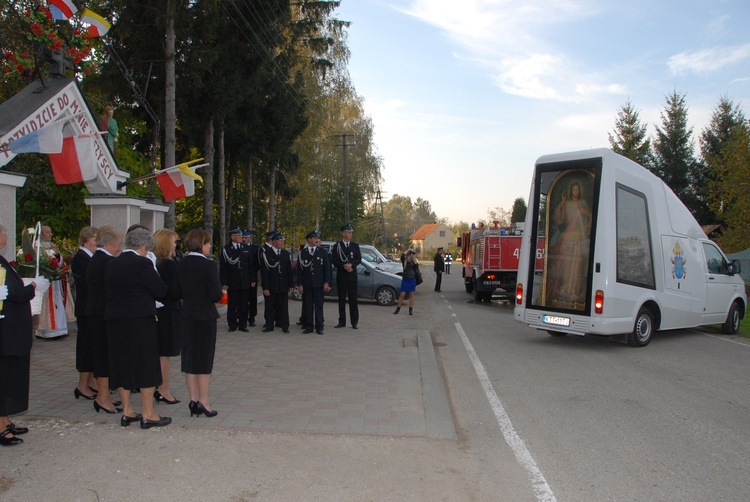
[
  {"left": 651, "top": 90, "right": 700, "bottom": 217},
  {"left": 699, "top": 96, "right": 748, "bottom": 225},
  {"left": 510, "top": 197, "right": 527, "bottom": 224},
  {"left": 608, "top": 99, "right": 652, "bottom": 169},
  {"left": 709, "top": 126, "right": 750, "bottom": 252}
]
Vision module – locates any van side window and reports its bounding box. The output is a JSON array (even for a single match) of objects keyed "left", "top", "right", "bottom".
[
  {"left": 616, "top": 185, "right": 655, "bottom": 288},
  {"left": 702, "top": 243, "right": 728, "bottom": 274}
]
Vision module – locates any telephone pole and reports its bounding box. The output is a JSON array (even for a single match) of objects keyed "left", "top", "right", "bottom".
[{"left": 334, "top": 133, "right": 355, "bottom": 223}]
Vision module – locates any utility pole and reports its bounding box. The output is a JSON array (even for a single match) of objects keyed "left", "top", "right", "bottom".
[{"left": 334, "top": 133, "right": 355, "bottom": 223}]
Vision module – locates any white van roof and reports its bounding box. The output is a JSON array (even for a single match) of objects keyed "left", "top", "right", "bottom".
[{"left": 536, "top": 148, "right": 706, "bottom": 240}]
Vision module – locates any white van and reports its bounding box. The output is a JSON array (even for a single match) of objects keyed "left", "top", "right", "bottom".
[{"left": 514, "top": 148, "right": 746, "bottom": 347}]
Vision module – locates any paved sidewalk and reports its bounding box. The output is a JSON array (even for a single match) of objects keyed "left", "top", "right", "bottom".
[{"left": 25, "top": 301, "right": 456, "bottom": 439}]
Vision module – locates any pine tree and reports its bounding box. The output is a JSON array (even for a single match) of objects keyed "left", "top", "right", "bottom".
[
  {"left": 711, "top": 127, "right": 750, "bottom": 252},
  {"left": 651, "top": 90, "right": 700, "bottom": 217},
  {"left": 510, "top": 197, "right": 527, "bottom": 224},
  {"left": 608, "top": 99, "right": 652, "bottom": 169},
  {"left": 699, "top": 96, "right": 748, "bottom": 225}
]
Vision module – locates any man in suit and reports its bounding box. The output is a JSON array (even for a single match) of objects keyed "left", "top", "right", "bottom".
[
  {"left": 332, "top": 224, "right": 362, "bottom": 329},
  {"left": 241, "top": 229, "right": 260, "bottom": 327},
  {"left": 220, "top": 228, "right": 252, "bottom": 332},
  {"left": 433, "top": 248, "right": 445, "bottom": 292},
  {"left": 296, "top": 231, "right": 331, "bottom": 335},
  {"left": 260, "top": 232, "right": 294, "bottom": 333}
]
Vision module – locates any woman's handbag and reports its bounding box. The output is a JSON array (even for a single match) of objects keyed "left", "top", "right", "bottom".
[{"left": 414, "top": 266, "right": 423, "bottom": 285}]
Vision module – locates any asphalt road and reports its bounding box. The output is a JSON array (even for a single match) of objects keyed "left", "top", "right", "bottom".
[{"left": 442, "top": 272, "right": 750, "bottom": 501}]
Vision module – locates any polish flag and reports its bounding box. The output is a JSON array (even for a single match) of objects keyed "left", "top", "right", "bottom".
[
  {"left": 156, "top": 163, "right": 203, "bottom": 202},
  {"left": 49, "top": 0, "right": 78, "bottom": 20},
  {"left": 47, "top": 136, "right": 97, "bottom": 185}
]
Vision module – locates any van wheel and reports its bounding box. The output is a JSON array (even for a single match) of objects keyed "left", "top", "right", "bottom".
[
  {"left": 722, "top": 302, "right": 741, "bottom": 334},
  {"left": 546, "top": 330, "right": 567, "bottom": 337},
  {"left": 627, "top": 307, "right": 654, "bottom": 347}
]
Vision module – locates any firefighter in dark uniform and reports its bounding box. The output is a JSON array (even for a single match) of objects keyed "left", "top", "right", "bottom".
[
  {"left": 241, "top": 229, "right": 260, "bottom": 327},
  {"left": 433, "top": 247, "right": 445, "bottom": 292},
  {"left": 332, "top": 224, "right": 362, "bottom": 329},
  {"left": 444, "top": 251, "right": 452, "bottom": 274},
  {"left": 260, "top": 232, "right": 294, "bottom": 333},
  {"left": 296, "top": 231, "right": 331, "bottom": 335},
  {"left": 220, "top": 228, "right": 252, "bottom": 332}
]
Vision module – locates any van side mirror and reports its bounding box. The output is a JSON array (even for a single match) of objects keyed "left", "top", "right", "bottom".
[{"left": 729, "top": 259, "right": 742, "bottom": 275}]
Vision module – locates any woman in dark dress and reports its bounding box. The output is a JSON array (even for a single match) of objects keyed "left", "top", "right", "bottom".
[
  {"left": 85, "top": 226, "right": 124, "bottom": 414},
  {"left": 175, "top": 229, "right": 223, "bottom": 418},
  {"left": 104, "top": 228, "right": 169, "bottom": 429},
  {"left": 0, "top": 222, "right": 49, "bottom": 446},
  {"left": 153, "top": 229, "right": 181, "bottom": 405},
  {"left": 71, "top": 226, "right": 98, "bottom": 400}
]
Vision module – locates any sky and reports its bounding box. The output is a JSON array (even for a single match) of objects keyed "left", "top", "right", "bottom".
[{"left": 334, "top": 0, "right": 750, "bottom": 225}]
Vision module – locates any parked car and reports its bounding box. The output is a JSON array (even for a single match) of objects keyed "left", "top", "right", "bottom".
[
  {"left": 321, "top": 241, "right": 403, "bottom": 275},
  {"left": 291, "top": 259, "right": 401, "bottom": 306}
]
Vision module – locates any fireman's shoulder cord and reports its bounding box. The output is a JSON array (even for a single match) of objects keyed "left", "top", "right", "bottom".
[{"left": 222, "top": 247, "right": 240, "bottom": 267}]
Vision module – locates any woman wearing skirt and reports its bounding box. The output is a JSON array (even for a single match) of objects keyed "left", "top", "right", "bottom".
[
  {"left": 175, "top": 229, "right": 223, "bottom": 418},
  {"left": 0, "top": 222, "right": 49, "bottom": 445},
  {"left": 153, "top": 229, "right": 182, "bottom": 405},
  {"left": 104, "top": 228, "right": 169, "bottom": 429}
]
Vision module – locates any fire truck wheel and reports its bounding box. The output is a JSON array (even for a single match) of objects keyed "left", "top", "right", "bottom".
[
  {"left": 376, "top": 286, "right": 397, "bottom": 306},
  {"left": 473, "top": 288, "right": 483, "bottom": 302},
  {"left": 627, "top": 306, "right": 654, "bottom": 347},
  {"left": 546, "top": 330, "right": 567, "bottom": 337},
  {"left": 465, "top": 280, "right": 473, "bottom": 293}
]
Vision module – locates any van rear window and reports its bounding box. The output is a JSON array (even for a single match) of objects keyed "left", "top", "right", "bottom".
[{"left": 528, "top": 160, "right": 600, "bottom": 314}]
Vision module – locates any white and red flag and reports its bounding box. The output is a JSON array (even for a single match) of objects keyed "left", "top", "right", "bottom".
[
  {"left": 156, "top": 162, "right": 204, "bottom": 202},
  {"left": 47, "top": 135, "right": 97, "bottom": 184},
  {"left": 8, "top": 121, "right": 65, "bottom": 154},
  {"left": 48, "top": 0, "right": 78, "bottom": 20}
]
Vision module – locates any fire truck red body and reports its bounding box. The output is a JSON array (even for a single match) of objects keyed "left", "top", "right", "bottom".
[{"left": 459, "top": 222, "right": 544, "bottom": 301}]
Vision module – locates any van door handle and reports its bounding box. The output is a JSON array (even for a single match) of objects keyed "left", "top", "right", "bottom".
[{"left": 709, "top": 276, "right": 715, "bottom": 280}]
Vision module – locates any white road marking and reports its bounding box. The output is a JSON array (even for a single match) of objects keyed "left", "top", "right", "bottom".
[{"left": 455, "top": 322, "right": 556, "bottom": 502}]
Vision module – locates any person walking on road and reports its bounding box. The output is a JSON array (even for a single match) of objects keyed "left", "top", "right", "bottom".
[
  {"left": 394, "top": 249, "right": 419, "bottom": 315},
  {"left": 433, "top": 248, "right": 445, "bottom": 292},
  {"left": 332, "top": 224, "right": 361, "bottom": 330}
]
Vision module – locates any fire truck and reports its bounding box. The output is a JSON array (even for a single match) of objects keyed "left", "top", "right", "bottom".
[{"left": 458, "top": 222, "right": 533, "bottom": 302}]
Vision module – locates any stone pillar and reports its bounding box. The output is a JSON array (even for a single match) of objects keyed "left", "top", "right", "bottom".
[
  {"left": 84, "top": 196, "right": 169, "bottom": 234},
  {"left": 0, "top": 171, "right": 28, "bottom": 261}
]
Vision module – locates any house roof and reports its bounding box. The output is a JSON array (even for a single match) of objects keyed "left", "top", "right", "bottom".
[{"left": 410, "top": 223, "right": 443, "bottom": 241}]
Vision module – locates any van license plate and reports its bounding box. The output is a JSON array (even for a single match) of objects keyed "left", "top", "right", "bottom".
[{"left": 542, "top": 315, "right": 570, "bottom": 327}]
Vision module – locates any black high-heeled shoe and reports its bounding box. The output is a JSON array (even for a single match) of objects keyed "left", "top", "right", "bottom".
[
  {"left": 0, "top": 426, "right": 23, "bottom": 446},
  {"left": 140, "top": 416, "right": 172, "bottom": 429},
  {"left": 74, "top": 387, "right": 96, "bottom": 400},
  {"left": 8, "top": 423, "right": 28, "bottom": 435},
  {"left": 94, "top": 400, "right": 122, "bottom": 414},
  {"left": 194, "top": 401, "right": 218, "bottom": 418},
  {"left": 154, "top": 391, "right": 181, "bottom": 405},
  {"left": 120, "top": 413, "right": 142, "bottom": 427},
  {"left": 188, "top": 400, "right": 198, "bottom": 417}
]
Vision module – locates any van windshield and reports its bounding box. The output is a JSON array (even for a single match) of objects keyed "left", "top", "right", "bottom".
[{"left": 526, "top": 159, "right": 601, "bottom": 314}]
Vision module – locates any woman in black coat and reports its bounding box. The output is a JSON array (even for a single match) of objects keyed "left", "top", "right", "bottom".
[
  {"left": 175, "top": 229, "right": 223, "bottom": 418},
  {"left": 70, "top": 226, "right": 98, "bottom": 401},
  {"left": 85, "top": 225, "right": 124, "bottom": 414},
  {"left": 104, "top": 228, "right": 169, "bottom": 429},
  {"left": 0, "top": 222, "right": 49, "bottom": 446},
  {"left": 153, "top": 229, "right": 182, "bottom": 405}
]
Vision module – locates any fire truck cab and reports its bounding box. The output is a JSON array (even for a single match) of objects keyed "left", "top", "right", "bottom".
[{"left": 459, "top": 221, "right": 526, "bottom": 302}]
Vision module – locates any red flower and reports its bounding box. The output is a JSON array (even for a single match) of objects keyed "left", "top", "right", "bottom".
[
  {"left": 9, "top": 261, "right": 18, "bottom": 268},
  {"left": 24, "top": 253, "right": 32, "bottom": 263},
  {"left": 50, "top": 257, "right": 60, "bottom": 269}
]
